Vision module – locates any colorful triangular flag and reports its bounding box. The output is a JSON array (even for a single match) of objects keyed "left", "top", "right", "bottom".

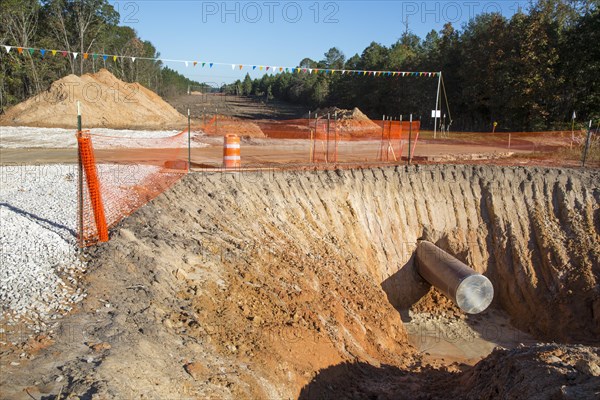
[
  {"left": 51, "top": 50, "right": 57, "bottom": 56},
  {"left": 73, "top": 52, "right": 78, "bottom": 59},
  {"left": 28, "top": 48, "right": 34, "bottom": 55},
  {"left": 40, "top": 49, "right": 46, "bottom": 57},
  {"left": 4, "top": 46, "right": 11, "bottom": 53}
]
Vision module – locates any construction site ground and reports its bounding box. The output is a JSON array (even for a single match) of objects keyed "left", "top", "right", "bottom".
[{"left": 1, "top": 92, "right": 599, "bottom": 399}]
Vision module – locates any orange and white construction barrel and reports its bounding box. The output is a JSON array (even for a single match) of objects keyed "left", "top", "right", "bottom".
[{"left": 223, "top": 134, "right": 241, "bottom": 168}]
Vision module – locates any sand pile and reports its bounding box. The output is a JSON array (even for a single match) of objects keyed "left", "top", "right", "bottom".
[
  {"left": 310, "top": 106, "right": 380, "bottom": 136},
  {"left": 310, "top": 106, "right": 366, "bottom": 120},
  {"left": 202, "top": 115, "right": 265, "bottom": 138},
  {"left": 0, "top": 69, "right": 186, "bottom": 129}
]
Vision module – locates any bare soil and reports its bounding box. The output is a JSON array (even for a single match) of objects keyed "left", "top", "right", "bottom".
[
  {"left": 0, "top": 69, "right": 186, "bottom": 129},
  {"left": 1, "top": 165, "right": 599, "bottom": 399},
  {"left": 167, "top": 92, "right": 306, "bottom": 120}
]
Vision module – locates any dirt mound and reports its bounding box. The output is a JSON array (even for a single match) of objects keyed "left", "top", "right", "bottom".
[
  {"left": 310, "top": 107, "right": 371, "bottom": 121},
  {"left": 0, "top": 69, "right": 186, "bottom": 129},
  {"left": 299, "top": 344, "right": 600, "bottom": 399},
  {"left": 2, "top": 165, "right": 599, "bottom": 398},
  {"left": 459, "top": 344, "right": 600, "bottom": 399},
  {"left": 309, "top": 107, "right": 381, "bottom": 137},
  {"left": 202, "top": 115, "right": 266, "bottom": 138}
]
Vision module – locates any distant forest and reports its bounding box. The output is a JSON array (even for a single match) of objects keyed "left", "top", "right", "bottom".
[
  {"left": 0, "top": 0, "right": 201, "bottom": 112},
  {"left": 1, "top": 0, "right": 598, "bottom": 131},
  {"left": 226, "top": 0, "right": 599, "bottom": 131}
]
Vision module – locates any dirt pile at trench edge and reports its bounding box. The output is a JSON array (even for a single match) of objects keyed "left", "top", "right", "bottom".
[
  {"left": 2, "top": 165, "right": 599, "bottom": 399},
  {"left": 299, "top": 343, "right": 600, "bottom": 399}
]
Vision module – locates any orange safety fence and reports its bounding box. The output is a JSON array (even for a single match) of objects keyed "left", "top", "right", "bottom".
[
  {"left": 78, "top": 128, "right": 189, "bottom": 247},
  {"left": 77, "top": 117, "right": 597, "bottom": 247},
  {"left": 194, "top": 116, "right": 598, "bottom": 168},
  {"left": 197, "top": 116, "right": 422, "bottom": 165},
  {"left": 77, "top": 131, "right": 108, "bottom": 243},
  {"left": 375, "top": 120, "right": 421, "bottom": 162}
]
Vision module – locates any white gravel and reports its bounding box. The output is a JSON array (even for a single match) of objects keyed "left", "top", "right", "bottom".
[
  {"left": 0, "top": 162, "right": 179, "bottom": 341},
  {"left": 0, "top": 126, "right": 208, "bottom": 148},
  {"left": 1, "top": 165, "right": 84, "bottom": 336},
  {"left": 1, "top": 126, "right": 198, "bottom": 342}
]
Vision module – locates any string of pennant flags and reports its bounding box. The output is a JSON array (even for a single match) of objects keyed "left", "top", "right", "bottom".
[{"left": 0, "top": 44, "right": 441, "bottom": 78}]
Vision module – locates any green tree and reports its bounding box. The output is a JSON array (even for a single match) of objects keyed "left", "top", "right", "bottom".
[
  {"left": 242, "top": 73, "right": 252, "bottom": 95},
  {"left": 321, "top": 47, "right": 345, "bottom": 69}
]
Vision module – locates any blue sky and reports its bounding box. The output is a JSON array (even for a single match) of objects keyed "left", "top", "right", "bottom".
[{"left": 110, "top": 1, "right": 530, "bottom": 84}]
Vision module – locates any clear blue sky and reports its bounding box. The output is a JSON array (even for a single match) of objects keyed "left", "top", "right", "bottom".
[{"left": 109, "top": 1, "right": 530, "bottom": 84}]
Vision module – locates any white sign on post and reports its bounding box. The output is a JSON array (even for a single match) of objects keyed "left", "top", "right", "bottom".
[{"left": 431, "top": 110, "right": 441, "bottom": 118}]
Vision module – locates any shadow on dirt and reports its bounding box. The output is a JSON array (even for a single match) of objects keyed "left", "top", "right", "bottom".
[{"left": 297, "top": 360, "right": 458, "bottom": 400}]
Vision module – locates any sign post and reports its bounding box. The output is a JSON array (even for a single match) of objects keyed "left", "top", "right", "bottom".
[
  {"left": 571, "top": 111, "right": 576, "bottom": 147},
  {"left": 408, "top": 114, "right": 413, "bottom": 165},
  {"left": 77, "top": 101, "right": 83, "bottom": 248},
  {"left": 187, "top": 108, "right": 191, "bottom": 172},
  {"left": 582, "top": 120, "right": 592, "bottom": 167},
  {"left": 434, "top": 72, "right": 441, "bottom": 139}
]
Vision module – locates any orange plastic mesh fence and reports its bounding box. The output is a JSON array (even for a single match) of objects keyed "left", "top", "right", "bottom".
[
  {"left": 375, "top": 120, "right": 421, "bottom": 162},
  {"left": 76, "top": 116, "right": 593, "bottom": 246},
  {"left": 78, "top": 129, "right": 189, "bottom": 247},
  {"left": 77, "top": 131, "right": 108, "bottom": 244},
  {"left": 197, "top": 116, "right": 422, "bottom": 165},
  {"left": 194, "top": 116, "right": 596, "bottom": 168}
]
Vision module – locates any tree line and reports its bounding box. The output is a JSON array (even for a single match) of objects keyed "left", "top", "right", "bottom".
[
  {"left": 0, "top": 0, "right": 200, "bottom": 112},
  {"left": 225, "top": 0, "right": 599, "bottom": 131}
]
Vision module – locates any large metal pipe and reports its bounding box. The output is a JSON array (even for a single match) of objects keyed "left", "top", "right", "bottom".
[{"left": 415, "top": 241, "right": 494, "bottom": 314}]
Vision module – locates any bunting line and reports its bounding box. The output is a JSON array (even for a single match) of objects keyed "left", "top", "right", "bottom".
[{"left": 0, "top": 43, "right": 441, "bottom": 78}]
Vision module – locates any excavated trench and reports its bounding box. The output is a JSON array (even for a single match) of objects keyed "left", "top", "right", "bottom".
[
  {"left": 169, "top": 164, "right": 598, "bottom": 345},
  {"left": 15, "top": 165, "right": 598, "bottom": 399}
]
